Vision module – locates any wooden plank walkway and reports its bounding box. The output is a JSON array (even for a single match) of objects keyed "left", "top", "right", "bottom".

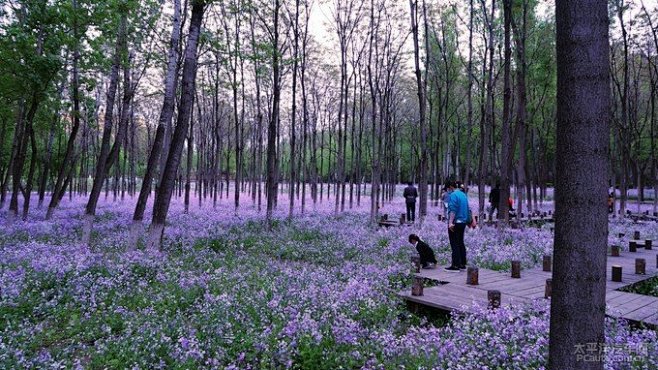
[{"left": 399, "top": 240, "right": 658, "bottom": 327}]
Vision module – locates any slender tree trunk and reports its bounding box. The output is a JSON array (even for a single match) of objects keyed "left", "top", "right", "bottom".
[
  {"left": 184, "top": 95, "right": 195, "bottom": 214},
  {"left": 289, "top": 0, "right": 300, "bottom": 219},
  {"left": 464, "top": 0, "right": 474, "bottom": 189},
  {"left": 22, "top": 126, "right": 38, "bottom": 220},
  {"left": 478, "top": 0, "right": 495, "bottom": 216},
  {"left": 266, "top": 0, "right": 281, "bottom": 226},
  {"left": 6, "top": 101, "right": 27, "bottom": 216},
  {"left": 129, "top": 0, "right": 181, "bottom": 249},
  {"left": 145, "top": 0, "right": 205, "bottom": 250},
  {"left": 82, "top": 13, "right": 127, "bottom": 244},
  {"left": 409, "top": 0, "right": 429, "bottom": 222},
  {"left": 39, "top": 79, "right": 66, "bottom": 207}
]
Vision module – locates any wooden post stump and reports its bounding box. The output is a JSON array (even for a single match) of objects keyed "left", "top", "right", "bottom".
[
  {"left": 635, "top": 259, "right": 646, "bottom": 275},
  {"left": 545, "top": 279, "right": 552, "bottom": 299},
  {"left": 487, "top": 290, "right": 501, "bottom": 309},
  {"left": 511, "top": 260, "right": 521, "bottom": 278},
  {"left": 629, "top": 241, "right": 637, "bottom": 252},
  {"left": 410, "top": 256, "right": 420, "bottom": 273},
  {"left": 611, "top": 265, "right": 622, "bottom": 282},
  {"left": 634, "top": 230, "right": 640, "bottom": 240},
  {"left": 466, "top": 267, "right": 479, "bottom": 285},
  {"left": 611, "top": 245, "right": 620, "bottom": 257},
  {"left": 542, "top": 255, "right": 552, "bottom": 272},
  {"left": 411, "top": 277, "right": 424, "bottom": 296},
  {"left": 645, "top": 240, "right": 653, "bottom": 250}
]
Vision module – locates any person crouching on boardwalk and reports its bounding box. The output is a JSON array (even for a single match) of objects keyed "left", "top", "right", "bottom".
[{"left": 408, "top": 234, "right": 437, "bottom": 269}]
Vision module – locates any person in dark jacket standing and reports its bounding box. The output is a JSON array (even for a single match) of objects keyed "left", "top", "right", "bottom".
[
  {"left": 403, "top": 182, "right": 418, "bottom": 222},
  {"left": 408, "top": 234, "right": 437, "bottom": 268},
  {"left": 489, "top": 182, "right": 500, "bottom": 219}
]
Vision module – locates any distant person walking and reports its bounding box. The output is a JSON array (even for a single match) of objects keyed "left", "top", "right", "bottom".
[
  {"left": 408, "top": 234, "right": 437, "bottom": 269},
  {"left": 446, "top": 180, "right": 468, "bottom": 271},
  {"left": 403, "top": 182, "right": 418, "bottom": 222},
  {"left": 489, "top": 183, "right": 500, "bottom": 219},
  {"left": 441, "top": 186, "right": 450, "bottom": 219}
]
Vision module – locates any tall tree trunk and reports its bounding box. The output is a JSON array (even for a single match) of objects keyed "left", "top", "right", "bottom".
[
  {"left": 464, "top": 0, "right": 474, "bottom": 189},
  {"left": 184, "top": 95, "right": 195, "bottom": 214},
  {"left": 512, "top": 0, "right": 528, "bottom": 219},
  {"left": 22, "top": 126, "right": 38, "bottom": 220},
  {"left": 498, "top": 0, "right": 513, "bottom": 224},
  {"left": 39, "top": 78, "right": 66, "bottom": 207},
  {"left": 368, "top": 0, "right": 380, "bottom": 222},
  {"left": 409, "top": 0, "right": 428, "bottom": 222},
  {"left": 300, "top": 0, "right": 310, "bottom": 213},
  {"left": 289, "top": 0, "right": 300, "bottom": 218},
  {"left": 145, "top": 0, "right": 205, "bottom": 250},
  {"left": 266, "top": 0, "right": 281, "bottom": 226},
  {"left": 6, "top": 101, "right": 27, "bottom": 215},
  {"left": 81, "top": 13, "right": 127, "bottom": 245},
  {"left": 549, "top": 1, "right": 609, "bottom": 368},
  {"left": 617, "top": 2, "right": 630, "bottom": 217},
  {"left": 129, "top": 0, "right": 181, "bottom": 249},
  {"left": 477, "top": 0, "right": 495, "bottom": 216}
]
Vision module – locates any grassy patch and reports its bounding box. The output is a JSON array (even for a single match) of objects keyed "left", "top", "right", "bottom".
[{"left": 620, "top": 276, "right": 658, "bottom": 297}]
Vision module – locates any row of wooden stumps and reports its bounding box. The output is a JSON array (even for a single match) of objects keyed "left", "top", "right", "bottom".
[
  {"left": 618, "top": 230, "right": 647, "bottom": 240},
  {"left": 437, "top": 214, "right": 481, "bottom": 224},
  {"left": 410, "top": 255, "right": 555, "bottom": 307},
  {"left": 480, "top": 210, "right": 553, "bottom": 220},
  {"left": 379, "top": 214, "right": 407, "bottom": 227},
  {"left": 610, "top": 231, "right": 655, "bottom": 282}
]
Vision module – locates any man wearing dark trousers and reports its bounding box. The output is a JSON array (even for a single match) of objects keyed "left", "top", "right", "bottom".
[
  {"left": 489, "top": 182, "right": 500, "bottom": 219},
  {"left": 446, "top": 180, "right": 468, "bottom": 271},
  {"left": 403, "top": 182, "right": 418, "bottom": 222}
]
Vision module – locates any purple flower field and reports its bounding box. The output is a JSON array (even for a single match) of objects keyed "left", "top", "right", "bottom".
[{"left": 1, "top": 191, "right": 657, "bottom": 369}]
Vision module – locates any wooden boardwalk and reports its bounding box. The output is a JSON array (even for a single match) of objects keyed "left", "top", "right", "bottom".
[{"left": 399, "top": 239, "right": 658, "bottom": 327}]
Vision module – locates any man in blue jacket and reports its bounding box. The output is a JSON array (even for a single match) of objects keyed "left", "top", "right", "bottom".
[{"left": 446, "top": 180, "right": 468, "bottom": 271}]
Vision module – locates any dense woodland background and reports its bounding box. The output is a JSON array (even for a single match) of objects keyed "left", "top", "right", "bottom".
[{"left": 0, "top": 0, "right": 657, "bottom": 247}]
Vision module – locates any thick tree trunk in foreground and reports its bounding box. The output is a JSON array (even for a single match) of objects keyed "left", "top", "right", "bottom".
[
  {"left": 146, "top": 0, "right": 205, "bottom": 250},
  {"left": 498, "top": 0, "right": 512, "bottom": 224},
  {"left": 549, "top": 1, "right": 610, "bottom": 369}
]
